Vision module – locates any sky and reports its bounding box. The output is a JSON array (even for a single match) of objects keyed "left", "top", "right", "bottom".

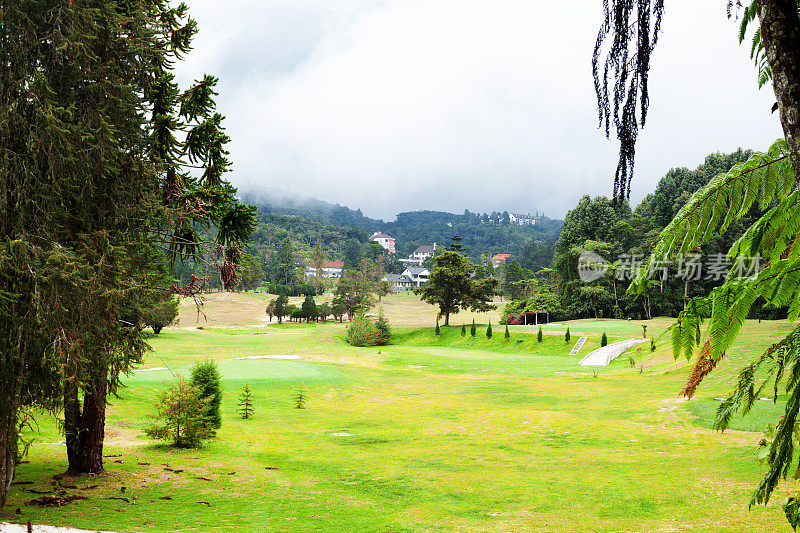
[{"left": 176, "top": 0, "right": 784, "bottom": 221}]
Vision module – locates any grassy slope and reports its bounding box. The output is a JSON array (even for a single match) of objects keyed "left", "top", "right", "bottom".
[{"left": 5, "top": 292, "right": 797, "bottom": 532}]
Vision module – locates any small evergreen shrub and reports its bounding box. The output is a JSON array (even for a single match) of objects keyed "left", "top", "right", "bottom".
[
  {"left": 294, "top": 385, "right": 307, "bottom": 409},
  {"left": 601, "top": 332, "right": 608, "bottom": 347},
  {"left": 470, "top": 319, "right": 476, "bottom": 337},
  {"left": 565, "top": 327, "right": 571, "bottom": 343},
  {"left": 435, "top": 317, "right": 440, "bottom": 336},
  {"left": 346, "top": 314, "right": 378, "bottom": 346},
  {"left": 461, "top": 324, "right": 466, "bottom": 336},
  {"left": 190, "top": 361, "right": 222, "bottom": 430},
  {"left": 642, "top": 324, "right": 648, "bottom": 338},
  {"left": 537, "top": 326, "right": 543, "bottom": 343},
  {"left": 145, "top": 378, "right": 213, "bottom": 448},
  {"left": 486, "top": 321, "right": 492, "bottom": 339},
  {"left": 650, "top": 338, "right": 656, "bottom": 352},
  {"left": 375, "top": 310, "right": 391, "bottom": 345},
  {"left": 238, "top": 384, "right": 254, "bottom": 420},
  {"left": 504, "top": 324, "right": 510, "bottom": 340}
]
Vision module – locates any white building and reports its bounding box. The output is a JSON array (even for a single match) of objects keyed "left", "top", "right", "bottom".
[
  {"left": 400, "top": 243, "right": 437, "bottom": 266},
  {"left": 509, "top": 213, "right": 537, "bottom": 226},
  {"left": 401, "top": 266, "right": 430, "bottom": 288},
  {"left": 369, "top": 231, "right": 396, "bottom": 254},
  {"left": 305, "top": 261, "right": 344, "bottom": 279}
]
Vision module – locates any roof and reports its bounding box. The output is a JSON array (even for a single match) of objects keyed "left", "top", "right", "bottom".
[
  {"left": 385, "top": 274, "right": 413, "bottom": 283},
  {"left": 322, "top": 261, "right": 344, "bottom": 269},
  {"left": 413, "top": 245, "right": 435, "bottom": 254},
  {"left": 511, "top": 213, "right": 534, "bottom": 219},
  {"left": 405, "top": 266, "right": 429, "bottom": 275},
  {"left": 492, "top": 254, "right": 511, "bottom": 262},
  {"left": 370, "top": 232, "right": 394, "bottom": 240}
]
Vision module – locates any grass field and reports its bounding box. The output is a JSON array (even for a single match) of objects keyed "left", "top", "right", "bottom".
[{"left": 5, "top": 292, "right": 799, "bottom": 532}]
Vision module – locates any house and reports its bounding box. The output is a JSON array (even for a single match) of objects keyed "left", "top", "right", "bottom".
[
  {"left": 305, "top": 261, "right": 344, "bottom": 279},
  {"left": 401, "top": 266, "right": 430, "bottom": 288},
  {"left": 400, "top": 243, "right": 437, "bottom": 266},
  {"left": 369, "top": 231, "right": 396, "bottom": 254},
  {"left": 383, "top": 273, "right": 414, "bottom": 291},
  {"left": 509, "top": 213, "right": 537, "bottom": 226},
  {"left": 491, "top": 254, "right": 511, "bottom": 268}
]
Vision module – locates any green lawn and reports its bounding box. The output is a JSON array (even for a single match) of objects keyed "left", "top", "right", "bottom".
[{"left": 5, "top": 312, "right": 799, "bottom": 532}]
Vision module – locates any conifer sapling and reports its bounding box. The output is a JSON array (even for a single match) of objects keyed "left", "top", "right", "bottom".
[
  {"left": 537, "top": 326, "right": 543, "bottom": 343},
  {"left": 486, "top": 321, "right": 492, "bottom": 339},
  {"left": 238, "top": 384, "right": 254, "bottom": 420}
]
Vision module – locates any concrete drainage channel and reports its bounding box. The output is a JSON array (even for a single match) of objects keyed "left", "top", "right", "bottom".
[{"left": 578, "top": 338, "right": 650, "bottom": 366}]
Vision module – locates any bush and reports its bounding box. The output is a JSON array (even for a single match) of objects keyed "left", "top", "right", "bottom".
[
  {"left": 486, "top": 321, "right": 492, "bottom": 339},
  {"left": 190, "top": 361, "right": 222, "bottom": 430},
  {"left": 317, "top": 302, "right": 332, "bottom": 322},
  {"left": 347, "top": 314, "right": 377, "bottom": 346},
  {"left": 565, "top": 327, "right": 571, "bottom": 343},
  {"left": 145, "top": 378, "right": 214, "bottom": 448},
  {"left": 537, "top": 326, "right": 543, "bottom": 343},
  {"left": 504, "top": 324, "right": 510, "bottom": 340},
  {"left": 650, "top": 338, "right": 656, "bottom": 352},
  {"left": 461, "top": 324, "right": 466, "bottom": 336},
  {"left": 290, "top": 307, "right": 302, "bottom": 322},
  {"left": 238, "top": 384, "right": 254, "bottom": 420},
  {"left": 142, "top": 295, "right": 179, "bottom": 334},
  {"left": 435, "top": 318, "right": 440, "bottom": 336},
  {"left": 601, "top": 332, "right": 608, "bottom": 347},
  {"left": 470, "top": 319, "right": 476, "bottom": 337}
]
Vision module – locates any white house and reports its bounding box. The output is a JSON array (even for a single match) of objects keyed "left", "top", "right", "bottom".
[
  {"left": 400, "top": 243, "right": 437, "bottom": 266},
  {"left": 305, "top": 261, "right": 344, "bottom": 279},
  {"left": 401, "top": 266, "right": 430, "bottom": 288},
  {"left": 383, "top": 273, "right": 414, "bottom": 291},
  {"left": 369, "top": 231, "right": 396, "bottom": 254}
]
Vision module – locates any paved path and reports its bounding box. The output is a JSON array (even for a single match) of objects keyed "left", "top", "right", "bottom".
[
  {"left": 578, "top": 338, "right": 649, "bottom": 366},
  {"left": 1, "top": 524, "right": 114, "bottom": 532}
]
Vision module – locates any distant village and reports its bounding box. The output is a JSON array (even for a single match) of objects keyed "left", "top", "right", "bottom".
[{"left": 300, "top": 212, "right": 539, "bottom": 292}]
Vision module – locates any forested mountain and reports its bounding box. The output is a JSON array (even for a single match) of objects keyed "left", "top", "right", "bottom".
[{"left": 240, "top": 188, "right": 563, "bottom": 264}]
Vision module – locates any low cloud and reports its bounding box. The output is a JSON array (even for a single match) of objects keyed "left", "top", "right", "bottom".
[{"left": 179, "top": 1, "right": 782, "bottom": 219}]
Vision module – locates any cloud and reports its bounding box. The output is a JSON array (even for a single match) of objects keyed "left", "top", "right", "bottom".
[{"left": 178, "top": 0, "right": 783, "bottom": 219}]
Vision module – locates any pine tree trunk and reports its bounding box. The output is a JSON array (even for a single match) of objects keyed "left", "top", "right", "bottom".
[
  {"left": 0, "top": 403, "right": 18, "bottom": 508},
  {"left": 758, "top": 0, "right": 800, "bottom": 184},
  {"left": 65, "top": 375, "right": 107, "bottom": 475},
  {"left": 444, "top": 312, "right": 450, "bottom": 326}
]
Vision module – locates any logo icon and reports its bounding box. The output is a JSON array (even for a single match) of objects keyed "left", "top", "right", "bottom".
[{"left": 578, "top": 251, "right": 609, "bottom": 282}]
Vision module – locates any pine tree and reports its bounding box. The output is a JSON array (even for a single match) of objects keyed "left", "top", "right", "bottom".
[
  {"left": 238, "top": 385, "right": 254, "bottom": 420},
  {"left": 471, "top": 319, "right": 477, "bottom": 337},
  {"left": 601, "top": 332, "right": 608, "bottom": 347},
  {"left": 538, "top": 327, "right": 543, "bottom": 343},
  {"left": 461, "top": 324, "right": 466, "bottom": 336},
  {"left": 565, "top": 327, "right": 571, "bottom": 343},
  {"left": 145, "top": 378, "right": 214, "bottom": 448},
  {"left": 191, "top": 362, "right": 223, "bottom": 430},
  {"left": 504, "top": 324, "right": 510, "bottom": 340},
  {"left": 486, "top": 321, "right": 493, "bottom": 339},
  {"left": 300, "top": 293, "right": 317, "bottom": 323},
  {"left": 294, "top": 385, "right": 307, "bottom": 409},
  {"left": 376, "top": 310, "right": 391, "bottom": 346}
]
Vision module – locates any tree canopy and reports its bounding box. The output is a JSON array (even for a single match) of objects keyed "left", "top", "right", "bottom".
[{"left": 415, "top": 251, "right": 497, "bottom": 326}]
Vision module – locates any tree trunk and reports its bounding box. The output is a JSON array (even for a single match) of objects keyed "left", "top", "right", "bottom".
[
  {"left": 444, "top": 312, "right": 450, "bottom": 326},
  {"left": 0, "top": 403, "right": 18, "bottom": 508},
  {"left": 759, "top": 0, "right": 800, "bottom": 183},
  {"left": 65, "top": 375, "right": 107, "bottom": 475}
]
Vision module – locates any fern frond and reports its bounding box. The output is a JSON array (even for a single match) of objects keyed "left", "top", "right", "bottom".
[{"left": 630, "top": 140, "right": 790, "bottom": 293}]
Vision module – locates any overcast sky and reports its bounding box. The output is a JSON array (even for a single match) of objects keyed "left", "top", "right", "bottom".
[{"left": 176, "top": 0, "right": 783, "bottom": 220}]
